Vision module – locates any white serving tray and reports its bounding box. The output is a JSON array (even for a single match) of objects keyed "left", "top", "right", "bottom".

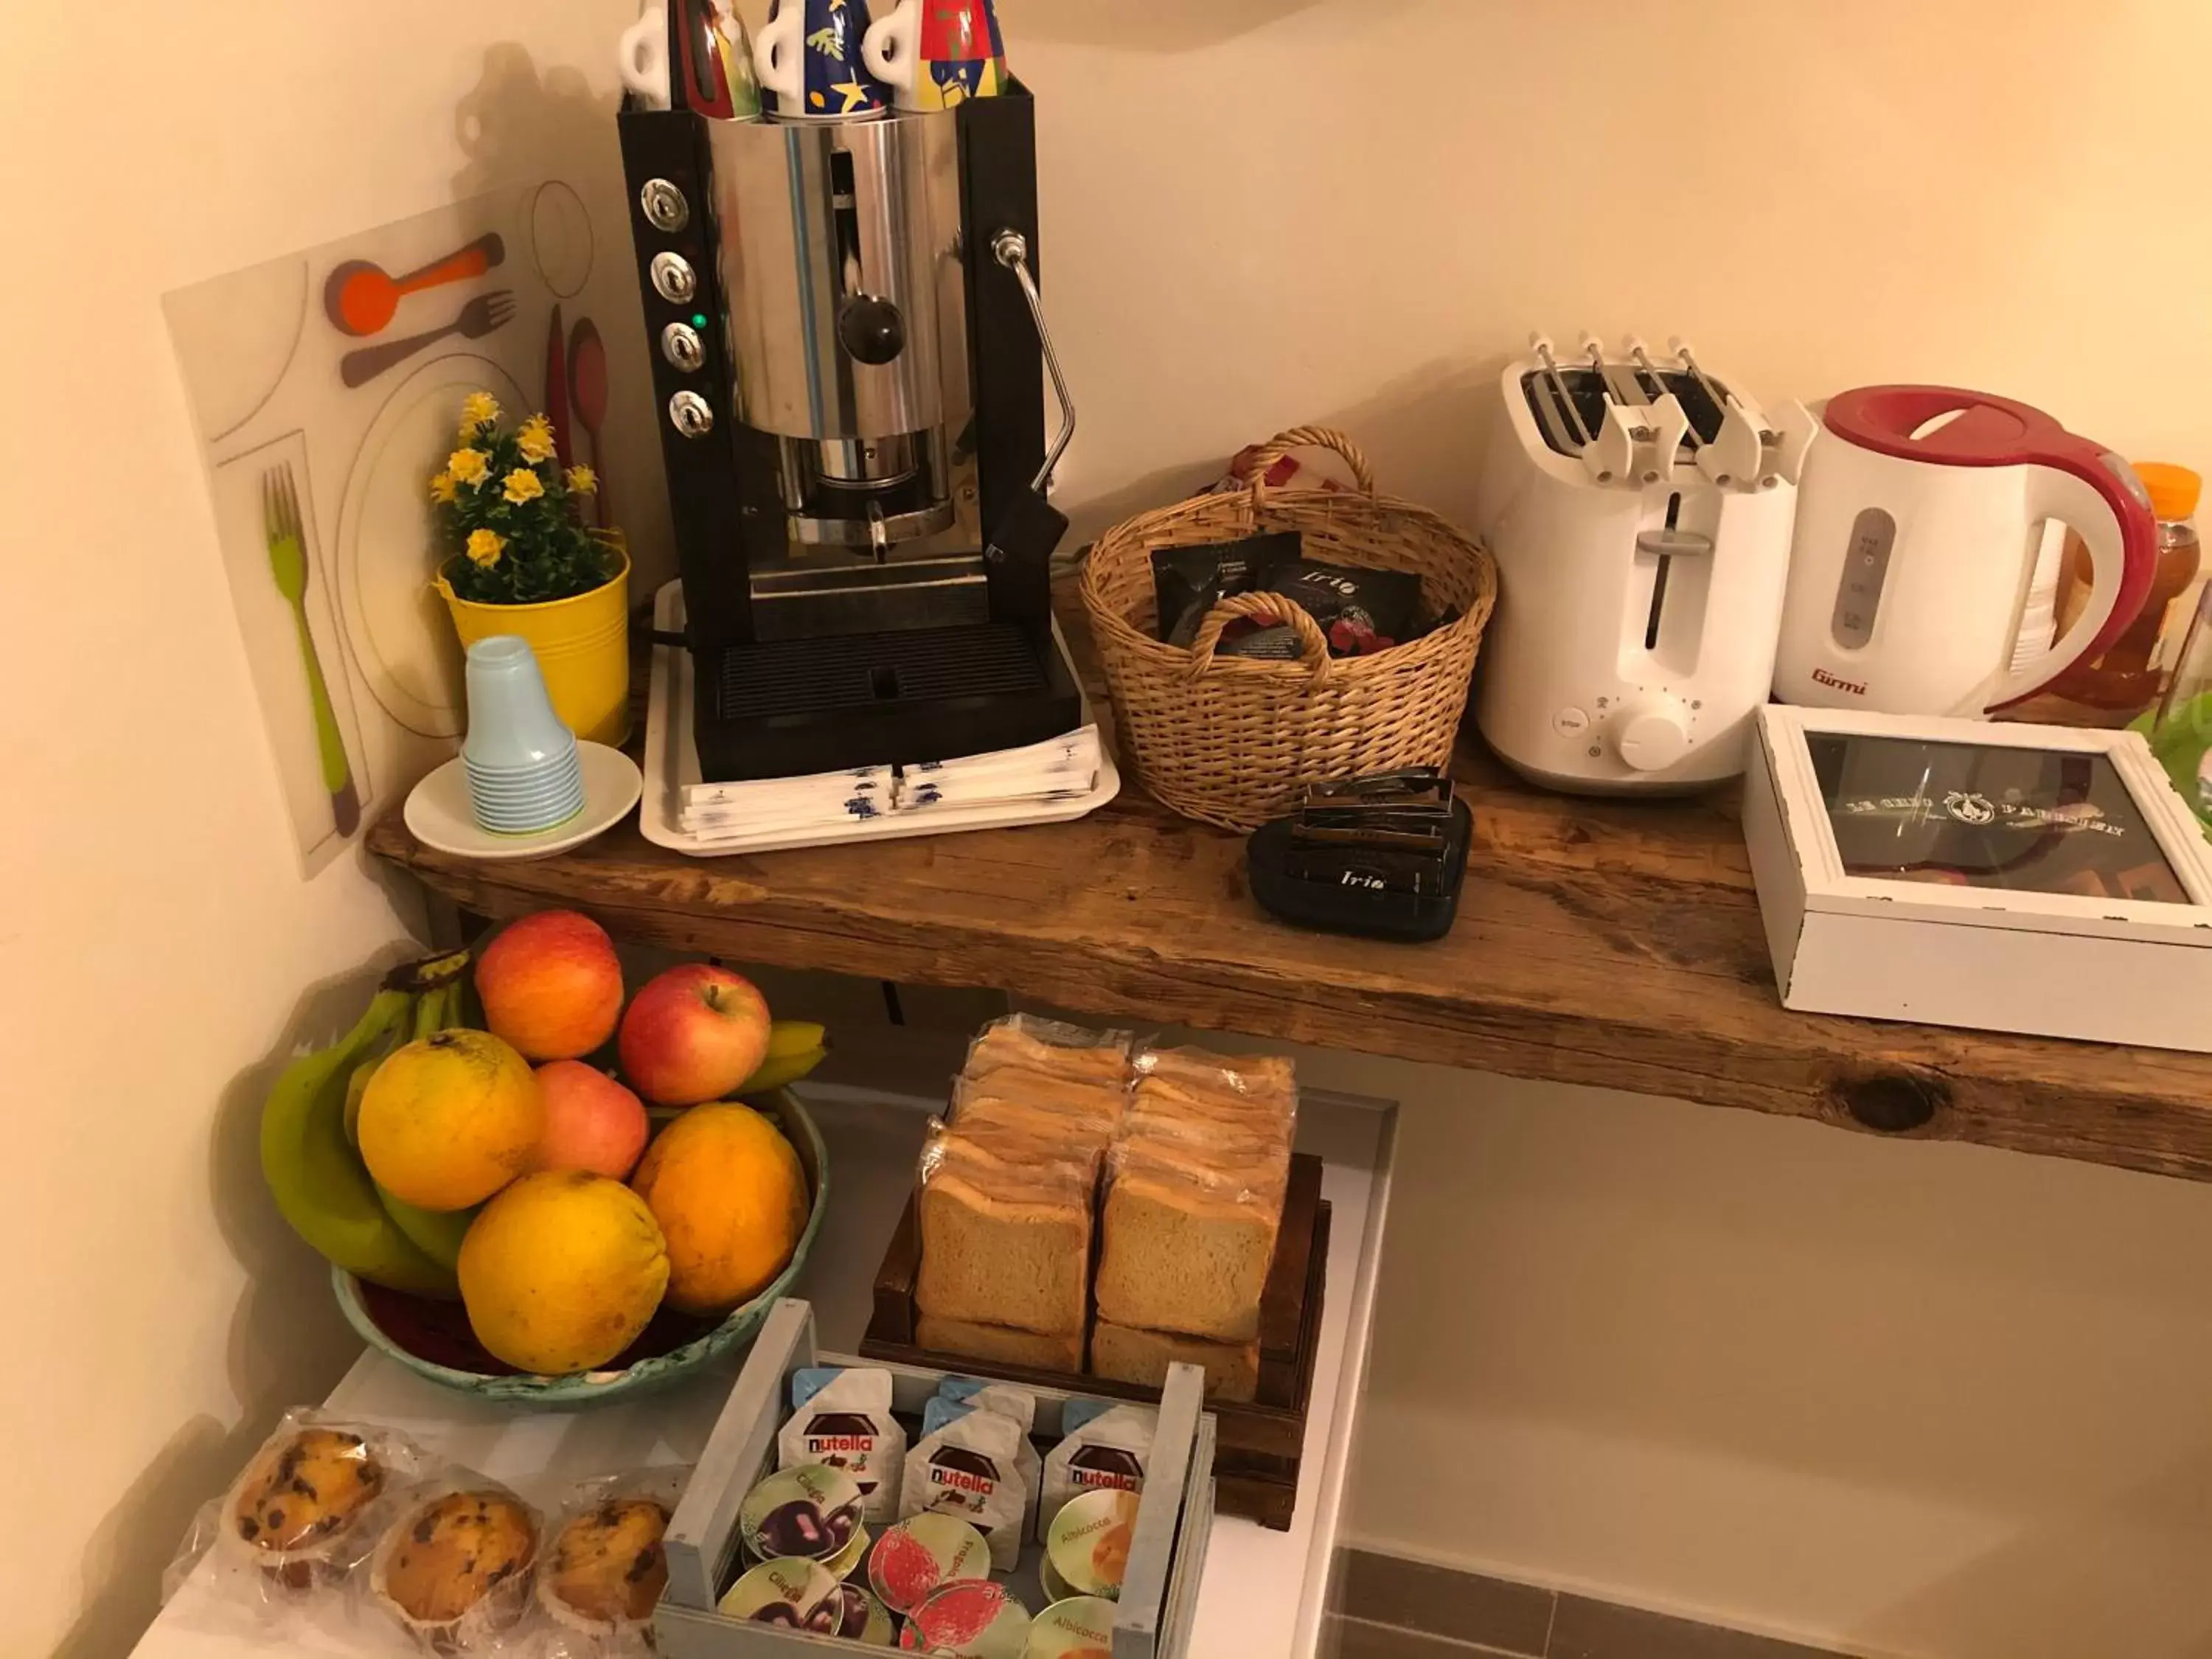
[
  {"left": 641, "top": 582, "right": 1121, "bottom": 858},
  {"left": 1745, "top": 704, "right": 2212, "bottom": 1051}
]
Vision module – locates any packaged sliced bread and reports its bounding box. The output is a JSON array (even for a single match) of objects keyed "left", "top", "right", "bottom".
[
  {"left": 963, "top": 1015, "right": 1133, "bottom": 1088},
  {"left": 917, "top": 1314, "right": 1086, "bottom": 1374},
  {"left": 1133, "top": 1044, "right": 1297, "bottom": 1107},
  {"left": 1094, "top": 1152, "right": 1282, "bottom": 1342},
  {"left": 1090, "top": 1322, "right": 1259, "bottom": 1405},
  {"left": 917, "top": 1123, "right": 1093, "bottom": 1337}
]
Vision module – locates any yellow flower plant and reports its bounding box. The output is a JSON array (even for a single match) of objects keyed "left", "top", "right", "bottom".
[{"left": 436, "top": 392, "right": 613, "bottom": 605}]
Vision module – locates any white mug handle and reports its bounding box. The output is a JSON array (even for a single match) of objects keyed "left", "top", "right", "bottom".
[
  {"left": 617, "top": 10, "right": 671, "bottom": 110},
  {"left": 862, "top": 0, "right": 922, "bottom": 92},
  {"left": 754, "top": 0, "right": 805, "bottom": 102}
]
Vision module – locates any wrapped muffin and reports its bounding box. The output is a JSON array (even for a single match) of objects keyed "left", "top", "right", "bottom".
[
  {"left": 537, "top": 1467, "right": 690, "bottom": 1656},
  {"left": 167, "top": 1409, "right": 427, "bottom": 1617},
  {"left": 370, "top": 1480, "right": 540, "bottom": 1654}
]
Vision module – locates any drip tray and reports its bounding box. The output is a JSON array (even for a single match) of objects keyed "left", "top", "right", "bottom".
[
  {"left": 695, "top": 622, "right": 1084, "bottom": 781},
  {"left": 714, "top": 624, "right": 1051, "bottom": 720}
]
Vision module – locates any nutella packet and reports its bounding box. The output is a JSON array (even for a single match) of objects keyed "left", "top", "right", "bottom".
[
  {"left": 1038, "top": 1401, "right": 1154, "bottom": 1543},
  {"left": 936, "top": 1381, "right": 1043, "bottom": 1541},
  {"left": 900, "top": 1393, "right": 1034, "bottom": 1571},
  {"left": 780, "top": 1367, "right": 907, "bottom": 1523}
]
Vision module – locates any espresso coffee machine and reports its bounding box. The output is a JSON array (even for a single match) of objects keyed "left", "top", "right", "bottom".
[{"left": 617, "top": 86, "right": 1081, "bottom": 781}]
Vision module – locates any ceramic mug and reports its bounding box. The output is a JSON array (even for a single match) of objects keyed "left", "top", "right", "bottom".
[
  {"left": 862, "top": 0, "right": 1007, "bottom": 111},
  {"left": 623, "top": 2, "right": 761, "bottom": 117},
  {"left": 755, "top": 0, "right": 890, "bottom": 120}
]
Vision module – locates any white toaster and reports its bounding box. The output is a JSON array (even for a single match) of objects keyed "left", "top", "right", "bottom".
[{"left": 1472, "top": 337, "right": 1816, "bottom": 793}]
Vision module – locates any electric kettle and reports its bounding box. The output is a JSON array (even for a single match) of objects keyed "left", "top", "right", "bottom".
[{"left": 1774, "top": 386, "right": 2156, "bottom": 716}]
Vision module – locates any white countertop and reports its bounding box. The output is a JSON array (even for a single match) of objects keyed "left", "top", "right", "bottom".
[{"left": 136, "top": 1062, "right": 1396, "bottom": 1659}]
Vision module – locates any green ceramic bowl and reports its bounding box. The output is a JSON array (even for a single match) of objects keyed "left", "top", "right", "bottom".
[{"left": 333, "top": 1090, "right": 830, "bottom": 1407}]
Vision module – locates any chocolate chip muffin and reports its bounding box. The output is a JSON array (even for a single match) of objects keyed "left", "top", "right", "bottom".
[
  {"left": 540, "top": 1498, "right": 671, "bottom": 1635},
  {"left": 375, "top": 1490, "right": 539, "bottom": 1650},
  {"left": 226, "top": 1427, "right": 386, "bottom": 1588}
]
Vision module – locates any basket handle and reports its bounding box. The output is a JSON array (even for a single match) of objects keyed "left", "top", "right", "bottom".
[
  {"left": 1187, "top": 591, "right": 1335, "bottom": 686},
  {"left": 1243, "top": 426, "right": 1377, "bottom": 506}
]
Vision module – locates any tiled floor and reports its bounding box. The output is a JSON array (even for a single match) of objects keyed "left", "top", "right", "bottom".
[{"left": 1328, "top": 1549, "right": 1851, "bottom": 1659}]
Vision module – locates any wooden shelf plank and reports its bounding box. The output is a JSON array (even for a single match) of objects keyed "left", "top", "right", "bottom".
[{"left": 367, "top": 605, "right": 2212, "bottom": 1185}]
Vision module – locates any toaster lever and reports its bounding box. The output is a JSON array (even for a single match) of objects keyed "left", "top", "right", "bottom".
[{"left": 1766, "top": 400, "right": 1819, "bottom": 487}]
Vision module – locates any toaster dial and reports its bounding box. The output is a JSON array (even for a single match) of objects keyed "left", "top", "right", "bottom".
[{"left": 1613, "top": 695, "right": 1691, "bottom": 773}]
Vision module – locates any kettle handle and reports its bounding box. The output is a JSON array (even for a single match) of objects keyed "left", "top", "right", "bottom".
[{"left": 1985, "top": 442, "right": 2157, "bottom": 711}]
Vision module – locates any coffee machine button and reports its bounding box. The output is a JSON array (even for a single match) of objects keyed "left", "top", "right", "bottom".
[
  {"left": 667, "top": 391, "right": 716, "bottom": 439},
  {"left": 639, "top": 178, "right": 690, "bottom": 234},
  {"left": 650, "top": 251, "right": 698, "bottom": 305},
  {"left": 837, "top": 296, "right": 907, "bottom": 366},
  {"left": 661, "top": 322, "right": 706, "bottom": 375}
]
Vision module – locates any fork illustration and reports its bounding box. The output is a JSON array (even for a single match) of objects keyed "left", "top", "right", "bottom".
[
  {"left": 338, "top": 290, "right": 517, "bottom": 389},
  {"left": 265, "top": 464, "right": 361, "bottom": 836}
]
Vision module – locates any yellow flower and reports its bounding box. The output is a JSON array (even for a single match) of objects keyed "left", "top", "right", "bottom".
[
  {"left": 448, "top": 448, "right": 490, "bottom": 487},
  {"left": 465, "top": 529, "right": 506, "bottom": 568},
  {"left": 459, "top": 391, "right": 501, "bottom": 434},
  {"left": 501, "top": 468, "right": 546, "bottom": 506},
  {"left": 428, "top": 471, "right": 458, "bottom": 505},
  {"left": 564, "top": 465, "right": 598, "bottom": 496},
  {"left": 515, "top": 415, "right": 557, "bottom": 465}
]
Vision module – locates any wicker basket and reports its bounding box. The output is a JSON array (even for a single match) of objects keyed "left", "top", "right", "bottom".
[{"left": 1081, "top": 428, "right": 1497, "bottom": 832}]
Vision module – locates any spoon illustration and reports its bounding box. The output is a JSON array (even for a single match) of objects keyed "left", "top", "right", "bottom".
[
  {"left": 324, "top": 233, "right": 507, "bottom": 338},
  {"left": 568, "top": 317, "right": 611, "bottom": 529}
]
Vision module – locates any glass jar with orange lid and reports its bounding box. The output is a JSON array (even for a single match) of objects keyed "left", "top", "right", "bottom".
[{"left": 2025, "top": 462, "right": 2206, "bottom": 727}]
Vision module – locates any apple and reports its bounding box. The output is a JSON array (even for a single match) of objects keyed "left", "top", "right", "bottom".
[
  {"left": 618, "top": 964, "right": 771, "bottom": 1107},
  {"left": 532, "top": 1060, "right": 650, "bottom": 1180},
  {"left": 476, "top": 911, "right": 625, "bottom": 1061}
]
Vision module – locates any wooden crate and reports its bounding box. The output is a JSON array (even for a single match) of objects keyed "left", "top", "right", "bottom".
[
  {"left": 861, "top": 1155, "right": 1328, "bottom": 1531},
  {"left": 658, "top": 1298, "right": 1217, "bottom": 1659}
]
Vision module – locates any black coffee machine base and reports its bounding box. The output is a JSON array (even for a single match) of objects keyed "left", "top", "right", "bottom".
[{"left": 691, "top": 622, "right": 1084, "bottom": 782}]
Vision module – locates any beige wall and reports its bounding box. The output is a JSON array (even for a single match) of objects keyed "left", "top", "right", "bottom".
[
  {"left": 9, "top": 1, "right": 2212, "bottom": 1656},
  {"left": 0, "top": 4, "right": 642, "bottom": 1655}
]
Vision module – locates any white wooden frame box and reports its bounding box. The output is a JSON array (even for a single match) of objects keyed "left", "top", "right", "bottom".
[
  {"left": 658, "top": 1298, "right": 1217, "bottom": 1659},
  {"left": 1744, "top": 705, "right": 2212, "bottom": 1050}
]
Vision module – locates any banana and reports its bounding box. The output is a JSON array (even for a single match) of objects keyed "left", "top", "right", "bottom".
[
  {"left": 260, "top": 953, "right": 473, "bottom": 1300},
  {"left": 378, "top": 1187, "right": 479, "bottom": 1273},
  {"left": 765, "top": 1020, "right": 827, "bottom": 1061},
  {"left": 735, "top": 1046, "right": 827, "bottom": 1097}
]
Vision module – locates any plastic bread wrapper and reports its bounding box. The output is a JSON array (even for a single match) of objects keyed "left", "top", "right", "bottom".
[
  {"left": 164, "top": 1407, "right": 439, "bottom": 1624},
  {"left": 529, "top": 1466, "right": 692, "bottom": 1659},
  {"left": 366, "top": 1470, "right": 546, "bottom": 1655},
  {"left": 1107, "top": 1130, "right": 1293, "bottom": 1214},
  {"left": 919, "top": 1116, "right": 1105, "bottom": 1205},
  {"left": 950, "top": 1077, "right": 1125, "bottom": 1144},
  {"left": 1133, "top": 1045, "right": 1298, "bottom": 1113},
  {"left": 961, "top": 1014, "right": 1135, "bottom": 1091}
]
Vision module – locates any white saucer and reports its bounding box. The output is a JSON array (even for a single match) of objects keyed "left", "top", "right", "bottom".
[{"left": 404, "top": 742, "right": 643, "bottom": 860}]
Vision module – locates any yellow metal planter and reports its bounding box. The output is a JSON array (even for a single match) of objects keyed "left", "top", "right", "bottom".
[{"left": 437, "top": 539, "right": 631, "bottom": 748}]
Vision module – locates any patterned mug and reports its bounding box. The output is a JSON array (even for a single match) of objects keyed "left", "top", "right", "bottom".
[
  {"left": 754, "top": 0, "right": 891, "bottom": 120},
  {"left": 861, "top": 0, "right": 1008, "bottom": 111}
]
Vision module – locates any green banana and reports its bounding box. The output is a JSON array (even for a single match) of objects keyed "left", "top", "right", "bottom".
[
  {"left": 378, "top": 1188, "right": 479, "bottom": 1273},
  {"left": 260, "top": 953, "right": 473, "bottom": 1300}
]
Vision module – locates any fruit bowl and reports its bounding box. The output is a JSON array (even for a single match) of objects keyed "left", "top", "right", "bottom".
[{"left": 332, "top": 1089, "right": 830, "bottom": 1407}]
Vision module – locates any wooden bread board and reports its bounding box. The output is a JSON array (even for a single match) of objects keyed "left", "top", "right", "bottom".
[{"left": 861, "top": 1153, "right": 1328, "bottom": 1531}]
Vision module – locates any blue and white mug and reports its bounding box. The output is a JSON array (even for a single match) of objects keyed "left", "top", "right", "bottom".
[{"left": 754, "top": 0, "right": 890, "bottom": 120}]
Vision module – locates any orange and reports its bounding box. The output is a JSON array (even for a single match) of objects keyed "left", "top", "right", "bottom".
[{"left": 630, "top": 1104, "right": 807, "bottom": 1315}]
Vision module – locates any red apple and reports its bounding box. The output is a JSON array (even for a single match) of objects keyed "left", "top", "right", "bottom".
[
  {"left": 476, "top": 911, "right": 625, "bottom": 1061},
  {"left": 618, "top": 964, "right": 771, "bottom": 1107},
  {"left": 532, "top": 1060, "right": 650, "bottom": 1179}
]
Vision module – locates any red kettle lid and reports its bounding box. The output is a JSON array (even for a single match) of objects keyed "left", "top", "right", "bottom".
[{"left": 1823, "top": 385, "right": 2091, "bottom": 467}]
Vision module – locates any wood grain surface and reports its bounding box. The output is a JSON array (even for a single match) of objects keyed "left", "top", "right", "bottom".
[{"left": 367, "top": 599, "right": 2212, "bottom": 1184}]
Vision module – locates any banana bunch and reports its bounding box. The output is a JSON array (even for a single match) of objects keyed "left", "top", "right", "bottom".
[
  {"left": 260, "top": 951, "right": 472, "bottom": 1298},
  {"left": 740, "top": 1020, "right": 829, "bottom": 1096}
]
